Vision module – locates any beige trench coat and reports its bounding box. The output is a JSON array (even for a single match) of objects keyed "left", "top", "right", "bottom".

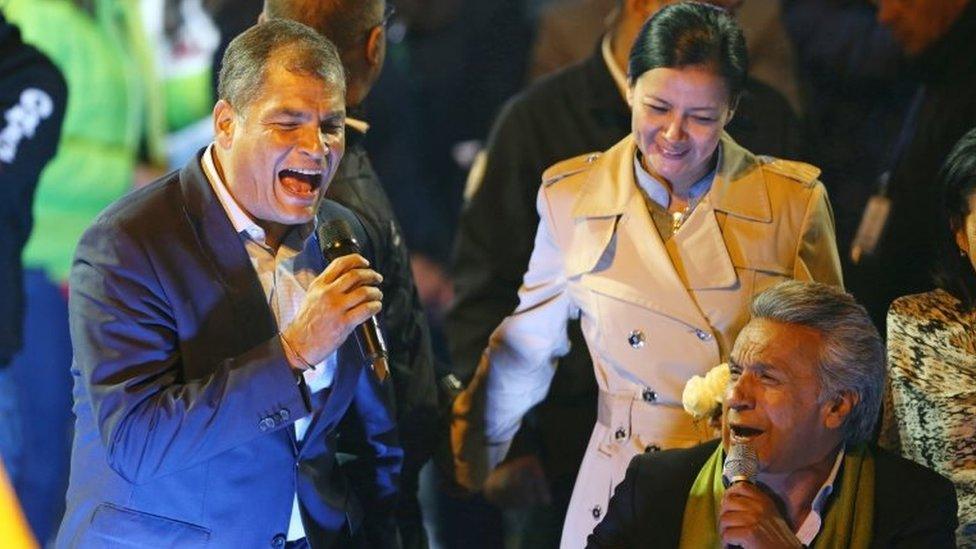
[{"left": 452, "top": 133, "right": 843, "bottom": 548}]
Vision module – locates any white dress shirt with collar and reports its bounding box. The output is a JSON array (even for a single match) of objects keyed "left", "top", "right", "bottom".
[{"left": 201, "top": 143, "right": 337, "bottom": 541}]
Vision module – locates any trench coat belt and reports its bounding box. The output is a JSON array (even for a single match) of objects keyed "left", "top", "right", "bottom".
[{"left": 596, "top": 390, "right": 713, "bottom": 445}]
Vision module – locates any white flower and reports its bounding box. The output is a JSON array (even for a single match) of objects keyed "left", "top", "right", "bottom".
[{"left": 682, "top": 363, "right": 730, "bottom": 420}]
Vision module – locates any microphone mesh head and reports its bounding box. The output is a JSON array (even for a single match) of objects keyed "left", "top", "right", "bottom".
[
  {"left": 317, "top": 218, "right": 355, "bottom": 247},
  {"left": 723, "top": 443, "right": 758, "bottom": 485}
]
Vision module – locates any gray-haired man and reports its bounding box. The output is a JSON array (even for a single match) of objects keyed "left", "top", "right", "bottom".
[{"left": 589, "top": 281, "right": 957, "bottom": 548}]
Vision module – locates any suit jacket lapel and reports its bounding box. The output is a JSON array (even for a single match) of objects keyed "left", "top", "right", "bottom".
[
  {"left": 178, "top": 149, "right": 298, "bottom": 448},
  {"left": 178, "top": 150, "right": 279, "bottom": 345}
]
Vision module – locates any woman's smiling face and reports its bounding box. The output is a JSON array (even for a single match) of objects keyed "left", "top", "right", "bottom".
[{"left": 628, "top": 64, "right": 733, "bottom": 190}]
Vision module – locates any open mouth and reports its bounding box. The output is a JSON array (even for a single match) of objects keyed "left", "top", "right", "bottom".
[
  {"left": 729, "top": 424, "right": 764, "bottom": 442},
  {"left": 278, "top": 167, "right": 323, "bottom": 198}
]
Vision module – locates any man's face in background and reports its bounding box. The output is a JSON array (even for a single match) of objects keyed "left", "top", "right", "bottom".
[{"left": 877, "top": 0, "right": 970, "bottom": 56}]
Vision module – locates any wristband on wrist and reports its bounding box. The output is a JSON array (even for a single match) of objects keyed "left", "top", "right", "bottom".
[{"left": 279, "top": 331, "right": 313, "bottom": 371}]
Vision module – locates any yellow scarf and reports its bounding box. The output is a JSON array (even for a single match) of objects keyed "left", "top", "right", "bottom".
[{"left": 678, "top": 443, "right": 875, "bottom": 548}]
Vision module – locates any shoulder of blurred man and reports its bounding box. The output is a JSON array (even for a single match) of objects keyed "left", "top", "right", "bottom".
[
  {"left": 728, "top": 76, "right": 804, "bottom": 160},
  {"left": 322, "top": 118, "right": 438, "bottom": 469}
]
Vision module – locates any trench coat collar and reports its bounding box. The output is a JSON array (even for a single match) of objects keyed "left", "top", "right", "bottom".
[{"left": 571, "top": 132, "right": 771, "bottom": 223}]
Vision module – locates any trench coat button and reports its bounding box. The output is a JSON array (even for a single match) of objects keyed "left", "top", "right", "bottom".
[
  {"left": 259, "top": 417, "right": 275, "bottom": 432},
  {"left": 592, "top": 505, "right": 602, "bottom": 519},
  {"left": 614, "top": 427, "right": 627, "bottom": 440},
  {"left": 627, "top": 330, "right": 645, "bottom": 349},
  {"left": 644, "top": 444, "right": 661, "bottom": 453},
  {"left": 271, "top": 533, "right": 286, "bottom": 548},
  {"left": 695, "top": 329, "right": 713, "bottom": 341},
  {"left": 278, "top": 409, "right": 290, "bottom": 422},
  {"left": 642, "top": 388, "right": 657, "bottom": 402}
]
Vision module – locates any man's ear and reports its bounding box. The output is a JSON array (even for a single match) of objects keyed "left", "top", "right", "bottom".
[
  {"left": 823, "top": 390, "right": 859, "bottom": 431},
  {"left": 365, "top": 25, "right": 384, "bottom": 69},
  {"left": 626, "top": 86, "right": 634, "bottom": 109},
  {"left": 213, "top": 99, "right": 236, "bottom": 149}
]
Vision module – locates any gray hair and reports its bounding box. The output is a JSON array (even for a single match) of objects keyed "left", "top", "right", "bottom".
[
  {"left": 750, "top": 281, "right": 885, "bottom": 445},
  {"left": 217, "top": 18, "right": 345, "bottom": 111}
]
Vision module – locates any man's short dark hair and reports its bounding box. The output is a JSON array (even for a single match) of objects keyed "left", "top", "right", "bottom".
[
  {"left": 750, "top": 281, "right": 886, "bottom": 446},
  {"left": 217, "top": 18, "right": 345, "bottom": 111},
  {"left": 263, "top": 0, "right": 384, "bottom": 60}
]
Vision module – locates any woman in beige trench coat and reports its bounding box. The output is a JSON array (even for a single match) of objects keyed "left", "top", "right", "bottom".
[{"left": 451, "top": 4, "right": 843, "bottom": 547}]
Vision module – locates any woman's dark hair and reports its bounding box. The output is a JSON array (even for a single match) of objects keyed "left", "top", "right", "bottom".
[
  {"left": 934, "top": 127, "right": 976, "bottom": 310},
  {"left": 628, "top": 1, "right": 747, "bottom": 103}
]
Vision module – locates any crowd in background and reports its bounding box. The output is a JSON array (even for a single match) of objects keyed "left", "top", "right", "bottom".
[{"left": 0, "top": 0, "right": 974, "bottom": 547}]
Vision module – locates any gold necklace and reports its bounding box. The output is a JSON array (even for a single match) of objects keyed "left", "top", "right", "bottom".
[{"left": 669, "top": 196, "right": 701, "bottom": 233}]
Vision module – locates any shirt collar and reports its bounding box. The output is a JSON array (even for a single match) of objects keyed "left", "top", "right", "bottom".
[
  {"left": 795, "top": 446, "right": 846, "bottom": 546},
  {"left": 632, "top": 145, "right": 720, "bottom": 209},
  {"left": 201, "top": 143, "right": 267, "bottom": 242},
  {"left": 601, "top": 33, "right": 629, "bottom": 102},
  {"left": 201, "top": 144, "right": 315, "bottom": 246}
]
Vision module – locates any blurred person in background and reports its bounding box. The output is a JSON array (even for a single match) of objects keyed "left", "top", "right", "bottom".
[
  {"left": 782, "top": 0, "right": 915, "bottom": 296},
  {"left": 1, "top": 1, "right": 166, "bottom": 541},
  {"left": 881, "top": 127, "right": 976, "bottom": 547},
  {"left": 527, "top": 0, "right": 802, "bottom": 112},
  {"left": 0, "top": 8, "right": 66, "bottom": 544},
  {"left": 451, "top": 4, "right": 841, "bottom": 546},
  {"left": 260, "top": 0, "right": 439, "bottom": 546},
  {"left": 443, "top": 0, "right": 801, "bottom": 545},
  {"left": 140, "top": 0, "right": 222, "bottom": 167},
  {"left": 852, "top": 0, "right": 976, "bottom": 329},
  {"left": 362, "top": 0, "right": 534, "bottom": 324}
]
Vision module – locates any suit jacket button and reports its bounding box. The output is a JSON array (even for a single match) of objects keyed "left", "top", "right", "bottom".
[
  {"left": 278, "top": 409, "right": 290, "bottom": 422},
  {"left": 259, "top": 417, "right": 275, "bottom": 432},
  {"left": 271, "top": 534, "right": 286, "bottom": 548},
  {"left": 591, "top": 505, "right": 602, "bottom": 519},
  {"left": 614, "top": 427, "right": 627, "bottom": 440},
  {"left": 627, "top": 330, "right": 645, "bottom": 349},
  {"left": 642, "top": 388, "right": 657, "bottom": 402},
  {"left": 644, "top": 444, "right": 661, "bottom": 453},
  {"left": 695, "top": 329, "right": 713, "bottom": 341}
]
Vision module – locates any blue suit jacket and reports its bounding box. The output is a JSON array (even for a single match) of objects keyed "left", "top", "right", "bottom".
[{"left": 56, "top": 151, "right": 402, "bottom": 548}]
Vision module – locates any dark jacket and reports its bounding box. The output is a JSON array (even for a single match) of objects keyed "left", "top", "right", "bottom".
[
  {"left": 782, "top": 0, "right": 915, "bottom": 265},
  {"left": 58, "top": 152, "right": 402, "bottom": 548},
  {"left": 321, "top": 120, "right": 437, "bottom": 547},
  {"left": 587, "top": 440, "right": 959, "bottom": 548},
  {"left": 446, "top": 43, "right": 803, "bottom": 498},
  {"left": 855, "top": 0, "right": 976, "bottom": 328},
  {"left": 0, "top": 14, "right": 66, "bottom": 365}
]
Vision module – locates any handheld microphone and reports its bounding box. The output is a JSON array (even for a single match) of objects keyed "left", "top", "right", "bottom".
[
  {"left": 722, "top": 444, "right": 758, "bottom": 549},
  {"left": 317, "top": 218, "right": 389, "bottom": 382},
  {"left": 723, "top": 443, "right": 758, "bottom": 486}
]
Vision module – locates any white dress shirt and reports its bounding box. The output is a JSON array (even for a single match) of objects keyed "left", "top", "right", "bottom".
[{"left": 201, "top": 144, "right": 335, "bottom": 541}]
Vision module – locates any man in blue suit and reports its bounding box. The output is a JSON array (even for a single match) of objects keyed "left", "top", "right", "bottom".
[{"left": 57, "top": 19, "right": 402, "bottom": 548}]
